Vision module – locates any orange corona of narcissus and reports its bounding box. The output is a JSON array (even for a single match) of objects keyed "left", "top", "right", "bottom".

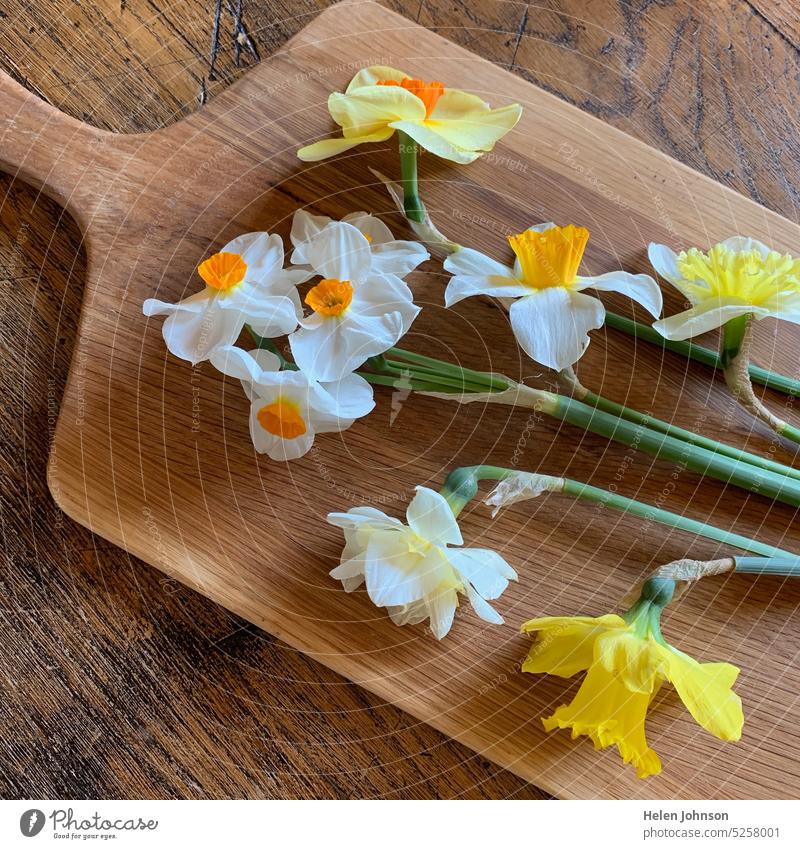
[{"left": 297, "top": 65, "right": 522, "bottom": 165}]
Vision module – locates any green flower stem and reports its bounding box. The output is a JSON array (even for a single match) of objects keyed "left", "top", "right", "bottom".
[
  {"left": 360, "top": 372, "right": 462, "bottom": 394},
  {"left": 397, "top": 131, "right": 425, "bottom": 223},
  {"left": 245, "top": 326, "right": 297, "bottom": 370},
  {"left": 441, "top": 465, "right": 515, "bottom": 515},
  {"left": 605, "top": 311, "right": 800, "bottom": 397},
  {"left": 443, "top": 464, "right": 796, "bottom": 557},
  {"left": 382, "top": 359, "right": 492, "bottom": 393},
  {"left": 720, "top": 313, "right": 751, "bottom": 369},
  {"left": 580, "top": 388, "right": 800, "bottom": 483},
  {"left": 559, "top": 478, "right": 793, "bottom": 556},
  {"left": 553, "top": 394, "right": 800, "bottom": 507},
  {"left": 380, "top": 347, "right": 800, "bottom": 504},
  {"left": 386, "top": 347, "right": 510, "bottom": 392},
  {"left": 734, "top": 556, "right": 800, "bottom": 576}
]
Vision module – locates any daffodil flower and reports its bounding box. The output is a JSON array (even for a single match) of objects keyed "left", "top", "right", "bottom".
[
  {"left": 650, "top": 238, "right": 800, "bottom": 443},
  {"left": 288, "top": 220, "right": 421, "bottom": 382},
  {"left": 210, "top": 345, "right": 374, "bottom": 461},
  {"left": 443, "top": 223, "right": 663, "bottom": 371},
  {"left": 328, "top": 486, "right": 517, "bottom": 639},
  {"left": 291, "top": 209, "right": 429, "bottom": 278},
  {"left": 650, "top": 237, "right": 800, "bottom": 340},
  {"left": 297, "top": 65, "right": 522, "bottom": 165},
  {"left": 521, "top": 578, "right": 743, "bottom": 778},
  {"left": 143, "top": 233, "right": 310, "bottom": 365}
]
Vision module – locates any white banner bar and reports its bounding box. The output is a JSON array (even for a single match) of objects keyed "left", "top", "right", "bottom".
[{"left": 1, "top": 799, "right": 796, "bottom": 847}]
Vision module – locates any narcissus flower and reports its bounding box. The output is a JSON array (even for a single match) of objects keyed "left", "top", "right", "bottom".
[
  {"left": 291, "top": 210, "right": 429, "bottom": 278},
  {"left": 521, "top": 579, "right": 743, "bottom": 778},
  {"left": 328, "top": 486, "right": 517, "bottom": 639},
  {"left": 649, "top": 237, "right": 800, "bottom": 340},
  {"left": 210, "top": 345, "right": 374, "bottom": 461},
  {"left": 288, "top": 220, "right": 420, "bottom": 382},
  {"left": 297, "top": 65, "right": 522, "bottom": 165},
  {"left": 143, "top": 233, "right": 309, "bottom": 364},
  {"left": 444, "top": 223, "right": 662, "bottom": 371}
]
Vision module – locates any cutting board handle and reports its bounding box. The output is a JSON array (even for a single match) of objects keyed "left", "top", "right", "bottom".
[{"left": 0, "top": 70, "right": 109, "bottom": 214}]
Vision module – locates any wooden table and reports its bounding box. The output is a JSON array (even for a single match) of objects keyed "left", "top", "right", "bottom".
[{"left": 0, "top": 0, "right": 796, "bottom": 799}]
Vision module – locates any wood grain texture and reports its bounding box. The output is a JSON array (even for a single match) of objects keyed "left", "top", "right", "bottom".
[{"left": 1, "top": 0, "right": 799, "bottom": 800}]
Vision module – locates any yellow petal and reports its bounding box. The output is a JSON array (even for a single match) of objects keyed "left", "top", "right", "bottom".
[
  {"left": 430, "top": 87, "right": 492, "bottom": 118},
  {"left": 521, "top": 614, "right": 627, "bottom": 634},
  {"left": 388, "top": 119, "right": 480, "bottom": 163},
  {"left": 663, "top": 647, "right": 744, "bottom": 741},
  {"left": 297, "top": 128, "right": 395, "bottom": 162},
  {"left": 543, "top": 662, "right": 662, "bottom": 778},
  {"left": 329, "top": 87, "right": 425, "bottom": 135},
  {"left": 521, "top": 615, "right": 626, "bottom": 679},
  {"left": 427, "top": 101, "right": 523, "bottom": 152},
  {"left": 595, "top": 631, "right": 667, "bottom": 694},
  {"left": 346, "top": 65, "right": 409, "bottom": 93}
]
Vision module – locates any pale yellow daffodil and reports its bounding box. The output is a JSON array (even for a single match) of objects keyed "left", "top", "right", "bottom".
[
  {"left": 521, "top": 580, "right": 743, "bottom": 778},
  {"left": 650, "top": 237, "right": 800, "bottom": 340},
  {"left": 297, "top": 65, "right": 522, "bottom": 164}
]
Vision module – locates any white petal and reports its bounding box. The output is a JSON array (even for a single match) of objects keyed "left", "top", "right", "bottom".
[
  {"left": 289, "top": 310, "right": 405, "bottom": 382},
  {"left": 575, "top": 270, "right": 663, "bottom": 318},
  {"left": 719, "top": 236, "right": 771, "bottom": 258},
  {"left": 427, "top": 586, "right": 459, "bottom": 639},
  {"left": 248, "top": 347, "right": 284, "bottom": 372},
  {"left": 223, "top": 232, "right": 283, "bottom": 279},
  {"left": 406, "top": 486, "right": 462, "bottom": 546},
  {"left": 327, "top": 507, "right": 401, "bottom": 531},
  {"left": 653, "top": 302, "right": 769, "bottom": 340},
  {"left": 387, "top": 600, "right": 429, "bottom": 627},
  {"left": 448, "top": 548, "right": 517, "bottom": 599},
  {"left": 209, "top": 344, "right": 279, "bottom": 384},
  {"left": 290, "top": 210, "right": 332, "bottom": 264},
  {"left": 351, "top": 273, "right": 420, "bottom": 333},
  {"left": 444, "top": 246, "right": 516, "bottom": 278},
  {"left": 317, "top": 371, "right": 376, "bottom": 419},
  {"left": 227, "top": 289, "right": 300, "bottom": 337},
  {"left": 444, "top": 274, "right": 531, "bottom": 307},
  {"left": 365, "top": 536, "right": 438, "bottom": 607},
  {"left": 648, "top": 242, "right": 685, "bottom": 287},
  {"left": 343, "top": 211, "right": 395, "bottom": 245},
  {"left": 369, "top": 240, "right": 430, "bottom": 277},
  {"left": 305, "top": 221, "right": 372, "bottom": 281},
  {"left": 161, "top": 300, "right": 245, "bottom": 364},
  {"left": 464, "top": 582, "right": 504, "bottom": 625},
  {"left": 143, "top": 289, "right": 211, "bottom": 317},
  {"left": 443, "top": 249, "right": 527, "bottom": 306},
  {"left": 509, "top": 288, "right": 605, "bottom": 371},
  {"left": 330, "top": 553, "right": 367, "bottom": 589}
]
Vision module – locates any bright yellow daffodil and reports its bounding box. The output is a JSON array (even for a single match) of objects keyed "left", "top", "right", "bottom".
[
  {"left": 521, "top": 579, "right": 743, "bottom": 778},
  {"left": 297, "top": 65, "right": 522, "bottom": 164}
]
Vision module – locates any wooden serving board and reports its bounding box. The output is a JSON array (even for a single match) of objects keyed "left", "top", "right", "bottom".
[{"left": 3, "top": 0, "right": 800, "bottom": 800}]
